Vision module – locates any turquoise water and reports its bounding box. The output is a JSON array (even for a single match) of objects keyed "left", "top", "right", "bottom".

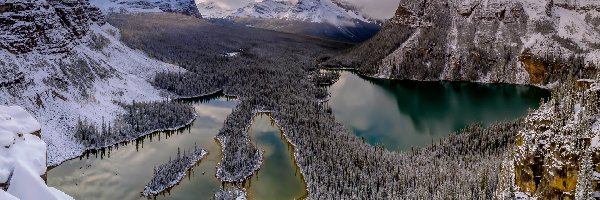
[{"left": 327, "top": 71, "right": 550, "bottom": 151}]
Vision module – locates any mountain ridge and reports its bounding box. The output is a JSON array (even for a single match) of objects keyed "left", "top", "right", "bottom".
[
  {"left": 197, "top": 0, "right": 382, "bottom": 43},
  {"left": 90, "top": 0, "right": 201, "bottom": 18}
]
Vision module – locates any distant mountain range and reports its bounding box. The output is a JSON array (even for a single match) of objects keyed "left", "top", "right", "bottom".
[
  {"left": 197, "top": 0, "right": 383, "bottom": 43},
  {"left": 90, "top": 0, "right": 201, "bottom": 17}
]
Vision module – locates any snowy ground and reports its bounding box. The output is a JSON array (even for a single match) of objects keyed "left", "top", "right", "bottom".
[{"left": 0, "top": 105, "right": 73, "bottom": 200}]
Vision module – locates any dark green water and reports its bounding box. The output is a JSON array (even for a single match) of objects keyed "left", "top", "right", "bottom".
[
  {"left": 47, "top": 98, "right": 305, "bottom": 200},
  {"left": 327, "top": 71, "right": 550, "bottom": 151}
]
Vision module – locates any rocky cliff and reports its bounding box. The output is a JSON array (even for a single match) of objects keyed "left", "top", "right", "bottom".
[
  {"left": 503, "top": 78, "right": 600, "bottom": 199},
  {"left": 327, "top": 0, "right": 600, "bottom": 86},
  {"left": 0, "top": 0, "right": 103, "bottom": 54}
]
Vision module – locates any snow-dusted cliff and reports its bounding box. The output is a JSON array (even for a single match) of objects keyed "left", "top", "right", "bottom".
[
  {"left": 197, "top": 0, "right": 381, "bottom": 42},
  {"left": 90, "top": 0, "right": 201, "bottom": 18},
  {"left": 0, "top": 0, "right": 185, "bottom": 166},
  {"left": 497, "top": 79, "right": 600, "bottom": 199},
  {"left": 328, "top": 0, "right": 600, "bottom": 85}
]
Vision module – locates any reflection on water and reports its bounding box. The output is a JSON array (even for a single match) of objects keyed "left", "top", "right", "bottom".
[
  {"left": 47, "top": 99, "right": 237, "bottom": 200},
  {"left": 245, "top": 113, "right": 307, "bottom": 200},
  {"left": 48, "top": 98, "right": 307, "bottom": 200},
  {"left": 327, "top": 71, "right": 551, "bottom": 151}
]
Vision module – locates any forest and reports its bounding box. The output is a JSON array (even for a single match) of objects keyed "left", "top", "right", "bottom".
[
  {"left": 75, "top": 100, "right": 196, "bottom": 149},
  {"left": 142, "top": 146, "right": 208, "bottom": 197}
]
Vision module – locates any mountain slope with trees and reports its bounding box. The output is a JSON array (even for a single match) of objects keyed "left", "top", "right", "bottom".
[
  {"left": 0, "top": 0, "right": 189, "bottom": 166},
  {"left": 326, "top": 0, "right": 600, "bottom": 85}
]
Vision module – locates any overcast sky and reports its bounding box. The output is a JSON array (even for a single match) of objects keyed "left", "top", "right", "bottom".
[{"left": 195, "top": 0, "right": 401, "bottom": 20}]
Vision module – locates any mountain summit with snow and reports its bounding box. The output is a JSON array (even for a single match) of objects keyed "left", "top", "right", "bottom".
[{"left": 197, "top": 0, "right": 382, "bottom": 42}]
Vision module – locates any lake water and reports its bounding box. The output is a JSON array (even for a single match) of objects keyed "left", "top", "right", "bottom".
[
  {"left": 326, "top": 71, "right": 550, "bottom": 151},
  {"left": 245, "top": 113, "right": 307, "bottom": 200},
  {"left": 47, "top": 97, "right": 306, "bottom": 200}
]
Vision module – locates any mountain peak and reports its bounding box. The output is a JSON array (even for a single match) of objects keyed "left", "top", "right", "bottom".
[
  {"left": 90, "top": 0, "right": 202, "bottom": 18},
  {"left": 199, "top": 0, "right": 377, "bottom": 25}
]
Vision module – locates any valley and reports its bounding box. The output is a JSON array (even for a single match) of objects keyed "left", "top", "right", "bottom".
[{"left": 0, "top": 0, "right": 599, "bottom": 199}]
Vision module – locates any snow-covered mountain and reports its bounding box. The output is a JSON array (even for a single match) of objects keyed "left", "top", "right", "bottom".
[
  {"left": 197, "top": 0, "right": 382, "bottom": 42},
  {"left": 90, "top": 0, "right": 201, "bottom": 18},
  {"left": 0, "top": 0, "right": 185, "bottom": 166},
  {"left": 327, "top": 0, "right": 600, "bottom": 85}
]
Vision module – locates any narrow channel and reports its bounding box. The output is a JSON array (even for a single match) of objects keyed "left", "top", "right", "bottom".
[{"left": 245, "top": 113, "right": 307, "bottom": 200}]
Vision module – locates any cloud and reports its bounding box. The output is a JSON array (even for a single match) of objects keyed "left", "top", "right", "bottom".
[{"left": 345, "top": 0, "right": 400, "bottom": 20}]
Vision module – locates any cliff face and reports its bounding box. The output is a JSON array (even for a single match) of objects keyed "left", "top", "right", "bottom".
[
  {"left": 328, "top": 0, "right": 600, "bottom": 85},
  {"left": 509, "top": 79, "right": 600, "bottom": 199},
  {"left": 0, "top": 0, "right": 103, "bottom": 54}
]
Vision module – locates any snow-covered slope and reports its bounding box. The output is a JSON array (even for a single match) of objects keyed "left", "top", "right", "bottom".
[
  {"left": 197, "top": 0, "right": 381, "bottom": 42},
  {"left": 90, "top": 0, "right": 202, "bottom": 18},
  {"left": 0, "top": 0, "right": 185, "bottom": 166},
  {"left": 328, "top": 0, "right": 600, "bottom": 85},
  {"left": 0, "top": 106, "right": 73, "bottom": 200}
]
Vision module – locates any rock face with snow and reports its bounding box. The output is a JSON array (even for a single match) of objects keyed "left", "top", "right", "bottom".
[
  {"left": 505, "top": 79, "right": 600, "bottom": 199},
  {"left": 0, "top": 105, "right": 73, "bottom": 200},
  {"left": 0, "top": 0, "right": 185, "bottom": 166},
  {"left": 327, "top": 0, "right": 600, "bottom": 85},
  {"left": 197, "top": 0, "right": 381, "bottom": 42},
  {"left": 90, "top": 0, "right": 201, "bottom": 18},
  {"left": 0, "top": 0, "right": 103, "bottom": 54}
]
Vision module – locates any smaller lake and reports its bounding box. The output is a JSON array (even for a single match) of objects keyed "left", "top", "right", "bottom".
[{"left": 327, "top": 71, "right": 550, "bottom": 151}]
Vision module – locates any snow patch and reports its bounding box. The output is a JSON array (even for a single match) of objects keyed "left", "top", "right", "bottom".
[
  {"left": 0, "top": 106, "right": 72, "bottom": 200},
  {"left": 0, "top": 106, "right": 45, "bottom": 184},
  {"left": 8, "top": 161, "right": 73, "bottom": 200}
]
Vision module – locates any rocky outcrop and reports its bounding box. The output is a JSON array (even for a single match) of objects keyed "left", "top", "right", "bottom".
[
  {"left": 327, "top": 0, "right": 600, "bottom": 85},
  {"left": 0, "top": 0, "right": 103, "bottom": 54},
  {"left": 513, "top": 79, "right": 600, "bottom": 199}
]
